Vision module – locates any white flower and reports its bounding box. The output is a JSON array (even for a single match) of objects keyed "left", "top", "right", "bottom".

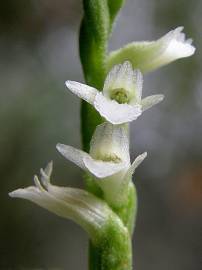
[
  {"left": 57, "top": 122, "right": 147, "bottom": 205},
  {"left": 107, "top": 27, "right": 196, "bottom": 73},
  {"left": 65, "top": 61, "right": 164, "bottom": 125},
  {"left": 9, "top": 161, "right": 112, "bottom": 240}
]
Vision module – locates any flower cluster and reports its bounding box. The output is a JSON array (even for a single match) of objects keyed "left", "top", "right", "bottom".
[{"left": 9, "top": 27, "right": 195, "bottom": 238}]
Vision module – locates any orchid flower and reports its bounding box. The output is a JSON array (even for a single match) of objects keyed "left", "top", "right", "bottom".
[
  {"left": 9, "top": 161, "right": 113, "bottom": 240},
  {"left": 57, "top": 122, "right": 147, "bottom": 205},
  {"left": 65, "top": 61, "right": 164, "bottom": 125},
  {"left": 107, "top": 27, "right": 195, "bottom": 73}
]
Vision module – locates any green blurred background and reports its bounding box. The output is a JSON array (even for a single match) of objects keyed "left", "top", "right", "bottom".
[{"left": 0, "top": 0, "right": 201, "bottom": 269}]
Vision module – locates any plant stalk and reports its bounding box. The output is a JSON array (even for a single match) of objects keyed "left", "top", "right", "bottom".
[{"left": 79, "top": 1, "right": 134, "bottom": 269}]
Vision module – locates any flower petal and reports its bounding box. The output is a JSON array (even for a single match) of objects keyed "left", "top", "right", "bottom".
[
  {"left": 47, "top": 185, "right": 108, "bottom": 218},
  {"left": 132, "top": 69, "right": 143, "bottom": 102},
  {"left": 40, "top": 161, "right": 53, "bottom": 187},
  {"left": 83, "top": 155, "right": 126, "bottom": 178},
  {"left": 9, "top": 185, "right": 69, "bottom": 218},
  {"left": 103, "top": 62, "right": 143, "bottom": 103},
  {"left": 103, "top": 63, "right": 122, "bottom": 94},
  {"left": 9, "top": 184, "right": 110, "bottom": 239},
  {"left": 56, "top": 143, "right": 90, "bottom": 171},
  {"left": 125, "top": 152, "right": 147, "bottom": 182},
  {"left": 65, "top": 80, "right": 98, "bottom": 104},
  {"left": 159, "top": 27, "right": 196, "bottom": 64},
  {"left": 94, "top": 92, "right": 142, "bottom": 124},
  {"left": 107, "top": 27, "right": 195, "bottom": 73},
  {"left": 90, "top": 122, "right": 130, "bottom": 164},
  {"left": 141, "top": 94, "right": 164, "bottom": 111},
  {"left": 9, "top": 160, "right": 113, "bottom": 241}
]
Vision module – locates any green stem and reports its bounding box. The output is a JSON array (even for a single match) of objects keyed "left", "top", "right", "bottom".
[
  {"left": 89, "top": 241, "right": 101, "bottom": 270},
  {"left": 79, "top": 1, "right": 134, "bottom": 269},
  {"left": 79, "top": 16, "right": 106, "bottom": 153},
  {"left": 111, "top": 183, "right": 138, "bottom": 236},
  {"left": 90, "top": 215, "right": 132, "bottom": 270},
  {"left": 79, "top": 0, "right": 126, "bottom": 150}
]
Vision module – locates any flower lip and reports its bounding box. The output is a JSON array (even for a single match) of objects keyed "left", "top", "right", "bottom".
[
  {"left": 94, "top": 92, "right": 142, "bottom": 125},
  {"left": 162, "top": 26, "right": 196, "bottom": 59},
  {"left": 83, "top": 155, "right": 126, "bottom": 179}
]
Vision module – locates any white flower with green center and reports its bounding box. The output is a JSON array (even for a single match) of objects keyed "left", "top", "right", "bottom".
[
  {"left": 65, "top": 61, "right": 164, "bottom": 125},
  {"left": 9, "top": 161, "right": 113, "bottom": 240},
  {"left": 107, "top": 27, "right": 195, "bottom": 73},
  {"left": 56, "top": 122, "right": 147, "bottom": 205}
]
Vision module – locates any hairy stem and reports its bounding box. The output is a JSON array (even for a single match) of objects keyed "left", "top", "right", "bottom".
[
  {"left": 90, "top": 216, "right": 132, "bottom": 270},
  {"left": 79, "top": 1, "right": 134, "bottom": 269}
]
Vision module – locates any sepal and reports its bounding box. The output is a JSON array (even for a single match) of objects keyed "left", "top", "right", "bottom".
[
  {"left": 9, "top": 162, "right": 114, "bottom": 241},
  {"left": 141, "top": 94, "right": 164, "bottom": 111}
]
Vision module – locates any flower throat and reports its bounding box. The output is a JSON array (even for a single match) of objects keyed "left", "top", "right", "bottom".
[{"left": 110, "top": 88, "right": 129, "bottom": 104}]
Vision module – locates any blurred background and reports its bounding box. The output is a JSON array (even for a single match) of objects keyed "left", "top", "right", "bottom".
[{"left": 0, "top": 0, "right": 201, "bottom": 269}]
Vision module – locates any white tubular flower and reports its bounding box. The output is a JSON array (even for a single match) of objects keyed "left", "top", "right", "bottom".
[
  {"left": 65, "top": 61, "right": 164, "bottom": 125},
  {"left": 9, "top": 161, "right": 112, "bottom": 240},
  {"left": 107, "top": 27, "right": 196, "bottom": 73},
  {"left": 57, "top": 122, "right": 147, "bottom": 205}
]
